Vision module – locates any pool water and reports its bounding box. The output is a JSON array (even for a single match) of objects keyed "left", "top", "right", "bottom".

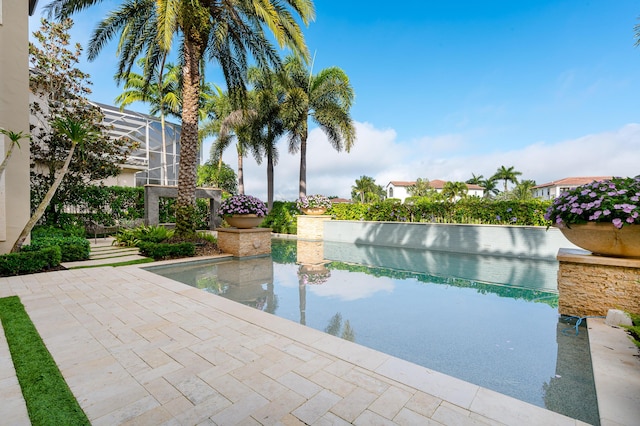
[{"left": 148, "top": 239, "right": 599, "bottom": 425}]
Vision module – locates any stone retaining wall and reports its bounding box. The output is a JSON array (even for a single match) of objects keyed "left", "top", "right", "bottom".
[{"left": 558, "top": 249, "right": 640, "bottom": 316}]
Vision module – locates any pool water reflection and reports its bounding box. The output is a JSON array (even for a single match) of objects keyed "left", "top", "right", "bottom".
[{"left": 147, "top": 239, "right": 599, "bottom": 425}]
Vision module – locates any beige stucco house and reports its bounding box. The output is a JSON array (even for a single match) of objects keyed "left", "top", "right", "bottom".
[{"left": 0, "top": 1, "right": 35, "bottom": 253}]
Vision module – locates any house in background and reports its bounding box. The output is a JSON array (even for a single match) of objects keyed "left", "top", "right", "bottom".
[
  {"left": 532, "top": 176, "right": 612, "bottom": 200},
  {"left": 385, "top": 180, "right": 484, "bottom": 203},
  {"left": 0, "top": 1, "right": 35, "bottom": 253}
]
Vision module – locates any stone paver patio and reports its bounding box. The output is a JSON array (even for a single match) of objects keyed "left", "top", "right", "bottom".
[{"left": 0, "top": 261, "right": 603, "bottom": 426}]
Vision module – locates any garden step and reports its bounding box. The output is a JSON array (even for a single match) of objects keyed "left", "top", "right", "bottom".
[
  {"left": 89, "top": 248, "right": 140, "bottom": 260},
  {"left": 61, "top": 254, "right": 148, "bottom": 269}
]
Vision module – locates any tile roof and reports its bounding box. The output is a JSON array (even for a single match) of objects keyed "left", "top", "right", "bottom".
[
  {"left": 533, "top": 176, "right": 612, "bottom": 189},
  {"left": 387, "top": 180, "right": 483, "bottom": 190}
]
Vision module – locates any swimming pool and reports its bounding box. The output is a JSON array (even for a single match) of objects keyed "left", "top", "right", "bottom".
[{"left": 147, "top": 239, "right": 599, "bottom": 425}]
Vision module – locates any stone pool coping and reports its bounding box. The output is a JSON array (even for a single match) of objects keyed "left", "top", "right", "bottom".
[{"left": 1, "top": 260, "right": 613, "bottom": 425}]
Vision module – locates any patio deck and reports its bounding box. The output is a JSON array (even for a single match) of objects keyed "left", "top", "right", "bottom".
[{"left": 1, "top": 254, "right": 638, "bottom": 425}]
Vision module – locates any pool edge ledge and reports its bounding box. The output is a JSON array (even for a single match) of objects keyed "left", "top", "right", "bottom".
[{"left": 587, "top": 318, "right": 640, "bottom": 426}]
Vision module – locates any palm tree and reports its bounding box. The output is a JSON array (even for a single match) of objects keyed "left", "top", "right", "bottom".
[
  {"left": 247, "top": 66, "right": 286, "bottom": 210},
  {"left": 49, "top": 0, "right": 315, "bottom": 237},
  {"left": 115, "top": 59, "right": 181, "bottom": 185},
  {"left": 11, "top": 117, "right": 94, "bottom": 252},
  {"left": 408, "top": 178, "right": 432, "bottom": 197},
  {"left": 492, "top": 165, "right": 522, "bottom": 192},
  {"left": 351, "top": 175, "right": 380, "bottom": 203},
  {"left": 442, "top": 181, "right": 468, "bottom": 202},
  {"left": 481, "top": 178, "right": 500, "bottom": 199},
  {"left": 280, "top": 55, "right": 356, "bottom": 198},
  {"left": 466, "top": 173, "right": 484, "bottom": 186},
  {"left": 512, "top": 179, "right": 537, "bottom": 200},
  {"left": 0, "top": 129, "right": 28, "bottom": 177}
]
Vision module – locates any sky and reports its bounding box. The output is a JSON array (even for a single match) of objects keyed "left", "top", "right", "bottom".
[{"left": 28, "top": 0, "right": 640, "bottom": 200}]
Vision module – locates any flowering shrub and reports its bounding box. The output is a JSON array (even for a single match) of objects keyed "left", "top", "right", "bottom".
[
  {"left": 296, "top": 194, "right": 332, "bottom": 210},
  {"left": 544, "top": 176, "right": 640, "bottom": 229},
  {"left": 219, "top": 194, "right": 268, "bottom": 217}
]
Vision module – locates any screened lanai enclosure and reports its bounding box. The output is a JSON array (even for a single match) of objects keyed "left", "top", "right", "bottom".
[{"left": 96, "top": 102, "right": 185, "bottom": 187}]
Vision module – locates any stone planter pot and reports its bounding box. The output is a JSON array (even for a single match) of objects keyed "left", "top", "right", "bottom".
[
  {"left": 557, "top": 222, "right": 640, "bottom": 258},
  {"left": 301, "top": 207, "right": 327, "bottom": 215},
  {"left": 224, "top": 214, "right": 264, "bottom": 229}
]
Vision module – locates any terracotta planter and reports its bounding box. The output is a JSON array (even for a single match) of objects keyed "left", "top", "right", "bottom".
[
  {"left": 301, "top": 207, "right": 327, "bottom": 215},
  {"left": 557, "top": 222, "right": 640, "bottom": 258},
  {"left": 224, "top": 214, "right": 264, "bottom": 229}
]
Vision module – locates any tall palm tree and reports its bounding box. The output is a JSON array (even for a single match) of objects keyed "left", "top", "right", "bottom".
[
  {"left": 49, "top": 0, "right": 315, "bottom": 237},
  {"left": 280, "top": 55, "right": 356, "bottom": 198},
  {"left": 492, "top": 165, "right": 522, "bottom": 193},
  {"left": 247, "top": 66, "right": 285, "bottom": 210},
  {"left": 408, "top": 178, "right": 432, "bottom": 197},
  {"left": 115, "top": 59, "right": 181, "bottom": 185}
]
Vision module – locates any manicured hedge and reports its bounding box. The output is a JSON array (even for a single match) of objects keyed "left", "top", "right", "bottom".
[
  {"left": 328, "top": 199, "right": 551, "bottom": 227},
  {"left": 21, "top": 236, "right": 90, "bottom": 262},
  {"left": 0, "top": 246, "right": 62, "bottom": 276},
  {"left": 138, "top": 241, "right": 195, "bottom": 260}
]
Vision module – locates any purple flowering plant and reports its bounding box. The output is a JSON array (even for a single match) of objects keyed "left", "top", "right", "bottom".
[
  {"left": 296, "top": 194, "right": 332, "bottom": 210},
  {"left": 544, "top": 176, "right": 640, "bottom": 229},
  {"left": 219, "top": 194, "right": 268, "bottom": 217}
]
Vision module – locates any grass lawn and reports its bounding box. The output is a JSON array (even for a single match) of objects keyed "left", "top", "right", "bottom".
[{"left": 0, "top": 296, "right": 89, "bottom": 425}]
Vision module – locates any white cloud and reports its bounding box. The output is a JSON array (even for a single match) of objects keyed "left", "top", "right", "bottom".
[{"left": 215, "top": 121, "right": 640, "bottom": 201}]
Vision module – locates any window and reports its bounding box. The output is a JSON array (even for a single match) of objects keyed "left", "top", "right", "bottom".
[{"left": 388, "top": 187, "right": 393, "bottom": 198}]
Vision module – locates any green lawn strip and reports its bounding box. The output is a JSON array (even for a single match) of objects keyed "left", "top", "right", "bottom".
[
  {"left": 68, "top": 257, "right": 155, "bottom": 269},
  {"left": 0, "top": 296, "right": 89, "bottom": 425}
]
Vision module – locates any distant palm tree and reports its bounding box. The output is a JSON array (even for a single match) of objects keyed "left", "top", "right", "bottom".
[
  {"left": 442, "top": 181, "right": 468, "bottom": 202},
  {"left": 408, "top": 178, "right": 432, "bottom": 197},
  {"left": 492, "top": 165, "right": 522, "bottom": 192},
  {"left": 466, "top": 173, "right": 484, "bottom": 185},
  {"left": 351, "top": 175, "right": 380, "bottom": 203},
  {"left": 115, "top": 59, "right": 181, "bottom": 185},
  {"left": 512, "top": 179, "right": 537, "bottom": 200},
  {"left": 481, "top": 178, "right": 500, "bottom": 199},
  {"left": 280, "top": 55, "right": 356, "bottom": 198}
]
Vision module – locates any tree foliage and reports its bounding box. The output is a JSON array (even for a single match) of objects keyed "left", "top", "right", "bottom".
[
  {"left": 351, "top": 175, "right": 384, "bottom": 203},
  {"left": 197, "top": 158, "right": 238, "bottom": 194},
  {"left": 28, "top": 18, "right": 134, "bottom": 227}
]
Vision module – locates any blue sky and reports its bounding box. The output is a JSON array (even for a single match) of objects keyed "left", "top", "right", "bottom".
[{"left": 29, "top": 1, "right": 640, "bottom": 200}]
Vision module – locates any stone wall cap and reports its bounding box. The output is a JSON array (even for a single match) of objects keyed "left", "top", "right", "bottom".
[
  {"left": 557, "top": 248, "right": 640, "bottom": 268},
  {"left": 216, "top": 227, "right": 272, "bottom": 234}
]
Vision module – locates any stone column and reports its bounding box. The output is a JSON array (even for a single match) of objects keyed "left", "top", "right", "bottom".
[
  {"left": 557, "top": 248, "right": 640, "bottom": 316},
  {"left": 297, "top": 215, "right": 332, "bottom": 241},
  {"left": 216, "top": 227, "right": 272, "bottom": 257}
]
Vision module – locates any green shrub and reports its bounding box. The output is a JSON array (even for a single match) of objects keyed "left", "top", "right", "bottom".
[
  {"left": 138, "top": 241, "right": 195, "bottom": 260},
  {"left": 22, "top": 236, "right": 90, "bottom": 262},
  {"left": 31, "top": 225, "right": 85, "bottom": 239},
  {"left": 113, "top": 225, "right": 175, "bottom": 247},
  {"left": 625, "top": 313, "right": 640, "bottom": 349},
  {"left": 329, "top": 203, "right": 369, "bottom": 221},
  {"left": 262, "top": 201, "right": 300, "bottom": 234},
  {"left": 0, "top": 246, "right": 62, "bottom": 276}
]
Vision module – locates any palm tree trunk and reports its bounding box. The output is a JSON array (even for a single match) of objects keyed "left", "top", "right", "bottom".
[
  {"left": 11, "top": 142, "right": 77, "bottom": 252},
  {"left": 0, "top": 140, "right": 18, "bottom": 177},
  {"left": 267, "top": 149, "right": 274, "bottom": 211},
  {"left": 299, "top": 133, "right": 307, "bottom": 198},
  {"left": 175, "top": 38, "right": 202, "bottom": 237},
  {"left": 237, "top": 145, "right": 245, "bottom": 195},
  {"left": 160, "top": 113, "right": 168, "bottom": 185}
]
